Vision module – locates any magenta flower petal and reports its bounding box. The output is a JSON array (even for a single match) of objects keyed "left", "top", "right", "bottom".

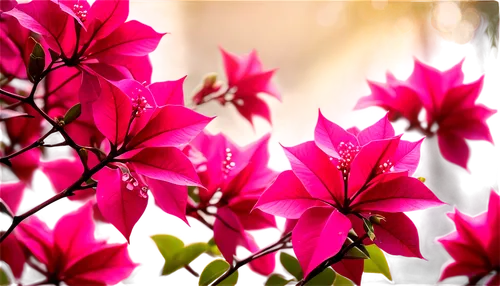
[
  {"left": 254, "top": 170, "right": 322, "bottom": 219},
  {"left": 96, "top": 168, "right": 147, "bottom": 242},
  {"left": 92, "top": 79, "right": 133, "bottom": 146},
  {"left": 282, "top": 141, "right": 343, "bottom": 204},
  {"left": 213, "top": 206, "right": 246, "bottom": 264},
  {"left": 127, "top": 105, "right": 213, "bottom": 149},
  {"left": 229, "top": 197, "right": 276, "bottom": 230},
  {"left": 130, "top": 147, "right": 202, "bottom": 187},
  {"left": 487, "top": 191, "right": 500, "bottom": 265},
  {"left": 292, "top": 207, "right": 351, "bottom": 277},
  {"left": 16, "top": 216, "right": 53, "bottom": 267},
  {"left": 314, "top": 110, "right": 358, "bottom": 158},
  {"left": 0, "top": 181, "right": 24, "bottom": 214},
  {"left": 352, "top": 176, "right": 443, "bottom": 213},
  {"left": 372, "top": 212, "right": 423, "bottom": 258},
  {"left": 63, "top": 244, "right": 137, "bottom": 285},
  {"left": 148, "top": 76, "right": 186, "bottom": 106},
  {"left": 147, "top": 178, "right": 189, "bottom": 224},
  {"left": 348, "top": 136, "right": 400, "bottom": 198},
  {"left": 357, "top": 113, "right": 395, "bottom": 145},
  {"left": 391, "top": 138, "right": 424, "bottom": 176},
  {"left": 85, "top": 0, "right": 129, "bottom": 40},
  {"left": 87, "top": 20, "right": 165, "bottom": 59},
  {"left": 437, "top": 131, "right": 470, "bottom": 170},
  {"left": 331, "top": 259, "right": 364, "bottom": 286},
  {"left": 0, "top": 234, "right": 25, "bottom": 278},
  {"left": 439, "top": 261, "right": 488, "bottom": 282}
]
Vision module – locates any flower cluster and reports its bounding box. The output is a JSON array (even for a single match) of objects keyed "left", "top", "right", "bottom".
[{"left": 0, "top": 1, "right": 497, "bottom": 285}]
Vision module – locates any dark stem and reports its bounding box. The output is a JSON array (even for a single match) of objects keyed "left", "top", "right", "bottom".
[
  {"left": 211, "top": 232, "right": 292, "bottom": 286},
  {"left": 296, "top": 233, "right": 369, "bottom": 286},
  {"left": 0, "top": 150, "right": 119, "bottom": 243},
  {"left": 0, "top": 88, "right": 26, "bottom": 101},
  {"left": 184, "top": 265, "right": 199, "bottom": 277},
  {"left": 0, "top": 128, "right": 55, "bottom": 165}
]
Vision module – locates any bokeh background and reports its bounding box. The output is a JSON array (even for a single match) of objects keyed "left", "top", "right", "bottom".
[
  {"left": 131, "top": 0, "right": 480, "bottom": 172},
  {"left": 122, "top": 0, "right": 496, "bottom": 244}
]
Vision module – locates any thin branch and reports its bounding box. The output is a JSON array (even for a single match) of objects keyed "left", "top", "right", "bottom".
[
  {"left": 0, "top": 128, "right": 55, "bottom": 165},
  {"left": 296, "top": 233, "right": 370, "bottom": 286},
  {"left": 0, "top": 88, "right": 27, "bottom": 102},
  {"left": 184, "top": 265, "right": 199, "bottom": 277},
  {"left": 0, "top": 151, "right": 118, "bottom": 243},
  {"left": 211, "top": 232, "right": 292, "bottom": 286}
]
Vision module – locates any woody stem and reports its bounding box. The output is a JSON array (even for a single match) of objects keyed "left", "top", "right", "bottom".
[{"left": 211, "top": 232, "right": 292, "bottom": 286}]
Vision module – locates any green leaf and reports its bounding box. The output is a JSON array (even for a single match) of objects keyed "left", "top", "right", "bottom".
[
  {"left": 333, "top": 274, "right": 354, "bottom": 286},
  {"left": 265, "top": 274, "right": 290, "bottom": 286},
  {"left": 207, "top": 238, "right": 221, "bottom": 257},
  {"left": 149, "top": 233, "right": 188, "bottom": 276},
  {"left": 0, "top": 266, "right": 11, "bottom": 286},
  {"left": 197, "top": 258, "right": 241, "bottom": 286},
  {"left": 363, "top": 245, "right": 392, "bottom": 281},
  {"left": 362, "top": 217, "right": 376, "bottom": 240},
  {"left": 0, "top": 109, "right": 34, "bottom": 121},
  {"left": 280, "top": 252, "right": 303, "bottom": 280},
  {"left": 306, "top": 267, "right": 336, "bottom": 286},
  {"left": 176, "top": 242, "right": 208, "bottom": 265},
  {"left": 63, "top": 103, "right": 82, "bottom": 125},
  {"left": 78, "top": 148, "right": 89, "bottom": 168},
  {"left": 27, "top": 37, "right": 45, "bottom": 82}
]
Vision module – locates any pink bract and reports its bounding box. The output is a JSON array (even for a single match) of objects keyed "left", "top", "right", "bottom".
[
  {"left": 6, "top": 0, "right": 165, "bottom": 109},
  {"left": 255, "top": 112, "right": 444, "bottom": 281},
  {"left": 186, "top": 132, "right": 278, "bottom": 275},
  {"left": 193, "top": 48, "right": 280, "bottom": 126},
  {"left": 93, "top": 78, "right": 212, "bottom": 241},
  {"left": 438, "top": 190, "right": 500, "bottom": 285},
  {"left": 355, "top": 59, "right": 496, "bottom": 170},
  {"left": 4, "top": 204, "right": 137, "bottom": 285}
]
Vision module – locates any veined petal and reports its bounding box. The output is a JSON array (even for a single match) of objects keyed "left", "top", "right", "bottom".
[
  {"left": 96, "top": 168, "right": 147, "bottom": 242},
  {"left": 348, "top": 136, "right": 400, "bottom": 198},
  {"left": 282, "top": 141, "right": 343, "bottom": 204},
  {"left": 130, "top": 147, "right": 202, "bottom": 187},
  {"left": 357, "top": 114, "right": 395, "bottom": 146},
  {"left": 254, "top": 170, "right": 323, "bottom": 219},
  {"left": 331, "top": 259, "right": 364, "bottom": 286},
  {"left": 148, "top": 76, "right": 186, "bottom": 106},
  {"left": 372, "top": 212, "right": 423, "bottom": 258},
  {"left": 213, "top": 206, "right": 247, "bottom": 264},
  {"left": 127, "top": 105, "right": 213, "bottom": 150},
  {"left": 314, "top": 110, "right": 358, "bottom": 158},
  {"left": 292, "top": 207, "right": 351, "bottom": 277},
  {"left": 351, "top": 176, "right": 443, "bottom": 213},
  {"left": 391, "top": 138, "right": 424, "bottom": 176},
  {"left": 85, "top": 0, "right": 128, "bottom": 40},
  {"left": 147, "top": 178, "right": 189, "bottom": 224},
  {"left": 437, "top": 131, "right": 470, "bottom": 170}
]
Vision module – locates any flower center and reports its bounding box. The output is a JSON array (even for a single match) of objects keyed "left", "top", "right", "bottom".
[
  {"left": 121, "top": 170, "right": 149, "bottom": 198},
  {"left": 378, "top": 159, "right": 393, "bottom": 174},
  {"left": 73, "top": 4, "right": 87, "bottom": 22},
  {"left": 131, "top": 88, "right": 151, "bottom": 117},
  {"left": 336, "top": 141, "right": 360, "bottom": 180},
  {"left": 222, "top": 147, "right": 236, "bottom": 179}
]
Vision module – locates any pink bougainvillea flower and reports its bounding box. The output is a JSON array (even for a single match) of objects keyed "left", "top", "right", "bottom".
[
  {"left": 255, "top": 111, "right": 443, "bottom": 282},
  {"left": 438, "top": 190, "right": 499, "bottom": 285},
  {"left": 185, "top": 132, "right": 278, "bottom": 275},
  {"left": 314, "top": 110, "right": 424, "bottom": 175},
  {"left": 91, "top": 79, "right": 212, "bottom": 241},
  {"left": 0, "top": 181, "right": 24, "bottom": 215},
  {"left": 193, "top": 48, "right": 280, "bottom": 126},
  {"left": 355, "top": 59, "right": 496, "bottom": 170},
  {"left": 1, "top": 203, "right": 137, "bottom": 285},
  {"left": 6, "top": 0, "right": 164, "bottom": 102}
]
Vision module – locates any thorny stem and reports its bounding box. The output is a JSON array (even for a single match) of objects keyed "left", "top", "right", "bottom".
[
  {"left": 211, "top": 232, "right": 292, "bottom": 286},
  {"left": 296, "top": 233, "right": 370, "bottom": 286}
]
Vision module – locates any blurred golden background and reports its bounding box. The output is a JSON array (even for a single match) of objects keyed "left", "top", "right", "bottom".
[{"left": 131, "top": 0, "right": 479, "bottom": 169}]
